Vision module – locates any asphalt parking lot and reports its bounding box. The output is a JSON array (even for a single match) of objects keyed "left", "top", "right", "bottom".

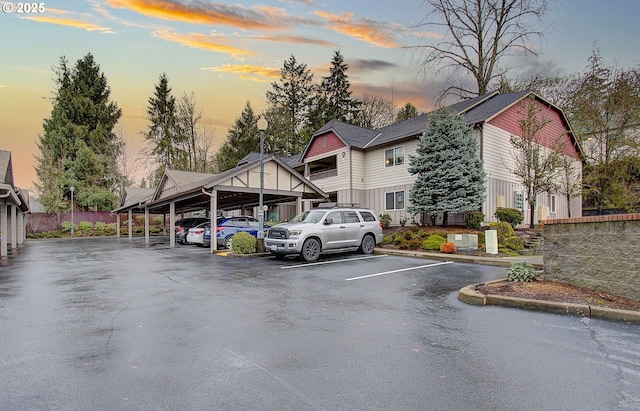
[{"left": 1, "top": 237, "right": 639, "bottom": 410}]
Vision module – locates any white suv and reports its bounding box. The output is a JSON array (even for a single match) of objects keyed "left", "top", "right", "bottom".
[{"left": 265, "top": 205, "right": 384, "bottom": 262}]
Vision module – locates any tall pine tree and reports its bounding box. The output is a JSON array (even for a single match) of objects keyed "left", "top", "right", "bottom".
[
  {"left": 266, "top": 55, "right": 314, "bottom": 156},
  {"left": 408, "top": 108, "right": 486, "bottom": 226},
  {"left": 312, "top": 50, "right": 360, "bottom": 127},
  {"left": 145, "top": 73, "right": 182, "bottom": 183},
  {"left": 215, "top": 101, "right": 259, "bottom": 172},
  {"left": 35, "top": 53, "right": 123, "bottom": 212}
]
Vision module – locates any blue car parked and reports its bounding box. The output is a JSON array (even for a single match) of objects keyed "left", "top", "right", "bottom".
[{"left": 203, "top": 216, "right": 268, "bottom": 249}]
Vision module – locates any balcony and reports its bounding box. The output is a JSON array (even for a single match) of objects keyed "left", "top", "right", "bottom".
[{"left": 309, "top": 169, "right": 338, "bottom": 181}]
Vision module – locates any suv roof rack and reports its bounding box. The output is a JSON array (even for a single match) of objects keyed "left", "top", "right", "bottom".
[{"left": 314, "top": 202, "right": 361, "bottom": 209}]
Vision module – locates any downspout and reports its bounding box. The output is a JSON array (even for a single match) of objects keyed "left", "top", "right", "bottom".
[{"left": 349, "top": 150, "right": 353, "bottom": 206}]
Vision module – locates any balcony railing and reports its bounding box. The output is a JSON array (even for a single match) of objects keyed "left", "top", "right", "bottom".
[{"left": 309, "top": 169, "right": 338, "bottom": 181}]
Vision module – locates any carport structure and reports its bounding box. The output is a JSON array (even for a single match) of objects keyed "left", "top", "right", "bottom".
[{"left": 114, "top": 155, "right": 327, "bottom": 252}]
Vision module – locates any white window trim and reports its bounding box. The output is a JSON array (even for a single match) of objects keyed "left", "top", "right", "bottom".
[{"left": 384, "top": 146, "right": 405, "bottom": 168}]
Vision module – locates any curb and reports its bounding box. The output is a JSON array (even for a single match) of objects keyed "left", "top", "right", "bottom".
[
  {"left": 374, "top": 248, "right": 543, "bottom": 269},
  {"left": 458, "top": 280, "right": 640, "bottom": 324}
]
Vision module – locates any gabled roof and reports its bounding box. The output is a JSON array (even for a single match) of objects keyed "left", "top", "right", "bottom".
[
  {"left": 298, "top": 119, "right": 380, "bottom": 159},
  {"left": 462, "top": 91, "right": 529, "bottom": 124},
  {"left": 0, "top": 150, "right": 14, "bottom": 186},
  {"left": 115, "top": 187, "right": 155, "bottom": 212}
]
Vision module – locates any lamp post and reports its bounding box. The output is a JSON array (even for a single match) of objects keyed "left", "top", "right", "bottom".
[
  {"left": 257, "top": 117, "right": 268, "bottom": 239},
  {"left": 69, "top": 186, "right": 75, "bottom": 236}
]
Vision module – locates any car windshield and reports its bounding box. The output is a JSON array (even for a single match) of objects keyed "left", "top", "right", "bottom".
[{"left": 291, "top": 210, "right": 326, "bottom": 224}]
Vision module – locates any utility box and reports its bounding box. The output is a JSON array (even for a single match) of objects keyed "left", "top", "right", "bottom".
[
  {"left": 447, "top": 233, "right": 478, "bottom": 250},
  {"left": 485, "top": 230, "right": 498, "bottom": 254}
]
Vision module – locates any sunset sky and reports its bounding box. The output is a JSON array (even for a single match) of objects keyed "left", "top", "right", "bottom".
[{"left": 1, "top": 0, "right": 639, "bottom": 191}]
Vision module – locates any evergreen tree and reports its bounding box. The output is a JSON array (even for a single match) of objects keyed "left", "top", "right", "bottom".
[
  {"left": 266, "top": 55, "right": 314, "bottom": 155},
  {"left": 312, "top": 50, "right": 360, "bottom": 126},
  {"left": 35, "top": 53, "right": 123, "bottom": 212},
  {"left": 145, "top": 73, "right": 182, "bottom": 183},
  {"left": 395, "top": 102, "right": 419, "bottom": 123},
  {"left": 408, "top": 108, "right": 486, "bottom": 226},
  {"left": 215, "top": 101, "right": 259, "bottom": 172}
]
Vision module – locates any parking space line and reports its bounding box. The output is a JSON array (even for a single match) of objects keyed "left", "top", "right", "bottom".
[
  {"left": 280, "top": 254, "right": 387, "bottom": 269},
  {"left": 345, "top": 261, "right": 454, "bottom": 281}
]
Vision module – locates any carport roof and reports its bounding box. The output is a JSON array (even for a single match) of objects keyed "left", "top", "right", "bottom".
[{"left": 114, "top": 155, "right": 327, "bottom": 215}]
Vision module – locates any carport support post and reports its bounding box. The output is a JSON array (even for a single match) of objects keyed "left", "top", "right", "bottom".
[
  {"left": 0, "top": 204, "right": 7, "bottom": 257},
  {"left": 128, "top": 209, "right": 133, "bottom": 240},
  {"left": 144, "top": 207, "right": 150, "bottom": 245},
  {"left": 169, "top": 202, "right": 175, "bottom": 247},
  {"left": 209, "top": 189, "right": 217, "bottom": 253},
  {"left": 10, "top": 205, "right": 17, "bottom": 249},
  {"left": 116, "top": 213, "right": 120, "bottom": 238}
]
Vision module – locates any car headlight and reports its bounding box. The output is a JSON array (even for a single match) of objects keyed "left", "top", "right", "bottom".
[{"left": 288, "top": 230, "right": 302, "bottom": 238}]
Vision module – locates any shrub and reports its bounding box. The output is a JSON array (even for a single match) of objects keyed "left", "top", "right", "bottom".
[
  {"left": 422, "top": 234, "right": 447, "bottom": 250},
  {"left": 136, "top": 216, "right": 146, "bottom": 226},
  {"left": 105, "top": 223, "right": 117, "bottom": 235},
  {"left": 381, "top": 235, "right": 394, "bottom": 245},
  {"left": 506, "top": 262, "right": 541, "bottom": 282},
  {"left": 79, "top": 221, "right": 94, "bottom": 231},
  {"left": 465, "top": 211, "right": 484, "bottom": 229},
  {"left": 153, "top": 217, "right": 163, "bottom": 225},
  {"left": 395, "top": 238, "right": 408, "bottom": 249},
  {"left": 440, "top": 242, "right": 457, "bottom": 254},
  {"left": 379, "top": 213, "right": 392, "bottom": 229},
  {"left": 230, "top": 232, "right": 256, "bottom": 254},
  {"left": 494, "top": 207, "right": 524, "bottom": 227},
  {"left": 505, "top": 236, "right": 525, "bottom": 251},
  {"left": 489, "top": 222, "right": 514, "bottom": 245},
  {"left": 399, "top": 216, "right": 408, "bottom": 227},
  {"left": 406, "top": 239, "right": 422, "bottom": 250},
  {"left": 95, "top": 222, "right": 106, "bottom": 232},
  {"left": 403, "top": 230, "right": 414, "bottom": 241},
  {"left": 477, "top": 231, "right": 485, "bottom": 245}
]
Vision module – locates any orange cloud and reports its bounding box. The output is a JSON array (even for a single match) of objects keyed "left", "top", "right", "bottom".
[
  {"left": 108, "top": 0, "right": 295, "bottom": 30},
  {"left": 26, "top": 16, "right": 114, "bottom": 33},
  {"left": 202, "top": 64, "right": 281, "bottom": 79},
  {"left": 315, "top": 11, "right": 398, "bottom": 48},
  {"left": 152, "top": 30, "right": 256, "bottom": 57},
  {"left": 240, "top": 33, "right": 335, "bottom": 47}
]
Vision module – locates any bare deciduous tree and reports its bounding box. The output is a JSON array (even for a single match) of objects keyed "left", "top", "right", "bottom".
[
  {"left": 510, "top": 94, "right": 561, "bottom": 228},
  {"left": 412, "top": 0, "right": 551, "bottom": 100},
  {"left": 354, "top": 93, "right": 396, "bottom": 129}
]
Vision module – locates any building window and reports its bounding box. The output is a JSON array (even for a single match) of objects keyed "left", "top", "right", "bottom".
[
  {"left": 384, "top": 146, "right": 404, "bottom": 167},
  {"left": 385, "top": 191, "right": 405, "bottom": 210},
  {"left": 550, "top": 194, "right": 557, "bottom": 213}
]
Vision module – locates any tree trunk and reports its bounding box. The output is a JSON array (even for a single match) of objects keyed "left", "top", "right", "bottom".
[{"left": 442, "top": 211, "right": 448, "bottom": 227}]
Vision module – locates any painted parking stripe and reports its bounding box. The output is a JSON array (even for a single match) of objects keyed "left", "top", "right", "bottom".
[
  {"left": 280, "top": 254, "right": 386, "bottom": 269},
  {"left": 345, "top": 261, "right": 454, "bottom": 281}
]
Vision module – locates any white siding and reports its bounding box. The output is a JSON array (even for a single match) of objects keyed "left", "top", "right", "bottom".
[
  {"left": 363, "top": 140, "right": 419, "bottom": 190},
  {"left": 482, "top": 123, "right": 520, "bottom": 183}
]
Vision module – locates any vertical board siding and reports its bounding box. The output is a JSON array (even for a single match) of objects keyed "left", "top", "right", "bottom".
[
  {"left": 489, "top": 98, "right": 580, "bottom": 159},
  {"left": 305, "top": 132, "right": 346, "bottom": 159}
]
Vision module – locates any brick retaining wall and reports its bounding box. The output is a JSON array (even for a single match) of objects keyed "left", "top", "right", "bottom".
[{"left": 543, "top": 213, "right": 640, "bottom": 302}]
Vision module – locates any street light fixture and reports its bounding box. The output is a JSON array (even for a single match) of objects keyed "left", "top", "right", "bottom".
[
  {"left": 69, "top": 186, "right": 75, "bottom": 236},
  {"left": 257, "top": 117, "right": 268, "bottom": 239}
]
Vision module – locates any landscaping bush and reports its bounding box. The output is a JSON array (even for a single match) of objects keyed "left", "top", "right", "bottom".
[
  {"left": 506, "top": 262, "right": 541, "bottom": 282},
  {"left": 95, "top": 222, "right": 106, "bottom": 232},
  {"left": 489, "top": 222, "right": 514, "bottom": 245},
  {"left": 440, "top": 242, "right": 457, "bottom": 254},
  {"left": 105, "top": 223, "right": 117, "bottom": 235},
  {"left": 504, "top": 236, "right": 525, "bottom": 251},
  {"left": 79, "top": 221, "right": 94, "bottom": 231},
  {"left": 406, "top": 239, "right": 422, "bottom": 250},
  {"left": 494, "top": 207, "right": 524, "bottom": 227},
  {"left": 379, "top": 213, "right": 392, "bottom": 229},
  {"left": 381, "top": 235, "right": 393, "bottom": 245},
  {"left": 230, "top": 232, "right": 256, "bottom": 254},
  {"left": 465, "top": 211, "right": 484, "bottom": 229},
  {"left": 422, "top": 234, "right": 447, "bottom": 250},
  {"left": 402, "top": 230, "right": 414, "bottom": 241}
]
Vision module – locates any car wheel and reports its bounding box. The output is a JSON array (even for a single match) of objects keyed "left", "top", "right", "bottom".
[
  {"left": 224, "top": 235, "right": 233, "bottom": 249},
  {"left": 359, "top": 234, "right": 376, "bottom": 254},
  {"left": 301, "top": 238, "right": 321, "bottom": 262}
]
